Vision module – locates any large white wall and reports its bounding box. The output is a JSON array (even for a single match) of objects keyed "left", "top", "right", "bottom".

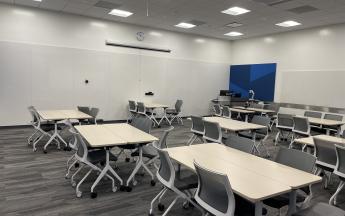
[
  {"left": 0, "top": 3, "right": 232, "bottom": 126},
  {"left": 231, "top": 23, "right": 345, "bottom": 108}
]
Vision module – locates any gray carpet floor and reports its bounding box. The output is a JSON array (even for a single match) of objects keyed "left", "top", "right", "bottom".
[{"left": 1, "top": 120, "right": 345, "bottom": 216}]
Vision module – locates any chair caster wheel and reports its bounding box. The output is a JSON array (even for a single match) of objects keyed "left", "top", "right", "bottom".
[
  {"left": 64, "top": 147, "right": 72, "bottom": 151},
  {"left": 33, "top": 148, "right": 37, "bottom": 152},
  {"left": 125, "top": 158, "right": 130, "bottom": 162},
  {"left": 75, "top": 163, "right": 79, "bottom": 168},
  {"left": 158, "top": 203, "right": 165, "bottom": 211},
  {"left": 119, "top": 185, "right": 126, "bottom": 191},
  {"left": 43, "top": 150, "right": 47, "bottom": 154},
  {"left": 90, "top": 192, "right": 97, "bottom": 199},
  {"left": 100, "top": 161, "right": 105, "bottom": 166},
  {"left": 71, "top": 181, "right": 76, "bottom": 187},
  {"left": 125, "top": 186, "right": 132, "bottom": 192},
  {"left": 65, "top": 175, "right": 69, "bottom": 179},
  {"left": 76, "top": 191, "right": 82, "bottom": 198},
  {"left": 182, "top": 201, "right": 189, "bottom": 209},
  {"left": 262, "top": 207, "right": 268, "bottom": 215},
  {"left": 112, "top": 186, "right": 118, "bottom": 192},
  {"left": 150, "top": 180, "right": 156, "bottom": 186},
  {"left": 148, "top": 213, "right": 154, "bottom": 216}
]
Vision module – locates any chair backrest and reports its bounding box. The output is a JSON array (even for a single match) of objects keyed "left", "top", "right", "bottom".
[
  {"left": 304, "top": 111, "right": 322, "bottom": 119},
  {"left": 275, "top": 147, "right": 316, "bottom": 173},
  {"left": 191, "top": 116, "right": 205, "bottom": 135},
  {"left": 75, "top": 132, "right": 89, "bottom": 161},
  {"left": 157, "top": 126, "right": 174, "bottom": 149},
  {"left": 194, "top": 161, "right": 235, "bottom": 216},
  {"left": 89, "top": 107, "right": 99, "bottom": 124},
  {"left": 222, "top": 106, "right": 231, "bottom": 119},
  {"left": 203, "top": 121, "right": 222, "bottom": 143},
  {"left": 64, "top": 120, "right": 78, "bottom": 150},
  {"left": 313, "top": 137, "right": 337, "bottom": 170},
  {"left": 324, "top": 113, "right": 343, "bottom": 121},
  {"left": 137, "top": 102, "right": 146, "bottom": 114},
  {"left": 175, "top": 100, "right": 183, "bottom": 113},
  {"left": 342, "top": 130, "right": 345, "bottom": 138},
  {"left": 277, "top": 113, "right": 294, "bottom": 129},
  {"left": 251, "top": 115, "right": 270, "bottom": 135},
  {"left": 292, "top": 116, "right": 310, "bottom": 136},
  {"left": 28, "top": 106, "right": 39, "bottom": 125},
  {"left": 131, "top": 116, "right": 152, "bottom": 134},
  {"left": 334, "top": 145, "right": 345, "bottom": 179},
  {"left": 128, "top": 100, "right": 137, "bottom": 112},
  {"left": 225, "top": 135, "right": 255, "bottom": 154},
  {"left": 77, "top": 106, "right": 90, "bottom": 115},
  {"left": 213, "top": 104, "right": 222, "bottom": 116},
  {"left": 155, "top": 148, "right": 176, "bottom": 188}
]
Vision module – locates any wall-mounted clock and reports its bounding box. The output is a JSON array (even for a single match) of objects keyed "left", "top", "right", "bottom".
[{"left": 136, "top": 31, "right": 145, "bottom": 41}]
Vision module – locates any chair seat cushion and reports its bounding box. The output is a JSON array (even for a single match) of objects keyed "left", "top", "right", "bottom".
[
  {"left": 166, "top": 108, "right": 178, "bottom": 114},
  {"left": 131, "top": 146, "right": 157, "bottom": 159},
  {"left": 40, "top": 124, "right": 56, "bottom": 132},
  {"left": 88, "top": 150, "right": 117, "bottom": 163},
  {"left": 174, "top": 174, "right": 198, "bottom": 190},
  {"left": 263, "top": 192, "right": 306, "bottom": 209},
  {"left": 238, "top": 131, "right": 266, "bottom": 140},
  {"left": 118, "top": 144, "right": 138, "bottom": 150},
  {"left": 292, "top": 202, "right": 345, "bottom": 216}
]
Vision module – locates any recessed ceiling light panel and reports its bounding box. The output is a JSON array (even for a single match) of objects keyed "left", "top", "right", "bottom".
[
  {"left": 175, "top": 22, "right": 196, "bottom": 29},
  {"left": 276, "top": 20, "right": 301, "bottom": 27},
  {"left": 222, "top": 7, "right": 250, "bottom": 16},
  {"left": 108, "top": 9, "right": 133, "bottom": 17},
  {"left": 224, "top": 31, "right": 243, "bottom": 37}
]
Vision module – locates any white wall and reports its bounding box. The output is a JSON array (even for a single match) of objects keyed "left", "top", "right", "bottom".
[
  {"left": 231, "top": 24, "right": 345, "bottom": 108},
  {"left": 0, "top": 4, "right": 232, "bottom": 126}
]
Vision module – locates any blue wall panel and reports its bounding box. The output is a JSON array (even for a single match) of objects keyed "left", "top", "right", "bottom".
[{"left": 230, "top": 63, "right": 276, "bottom": 101}]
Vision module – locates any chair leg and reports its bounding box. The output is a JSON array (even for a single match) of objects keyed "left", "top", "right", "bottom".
[
  {"left": 274, "top": 131, "right": 280, "bottom": 146},
  {"left": 162, "top": 196, "right": 180, "bottom": 216},
  {"left": 66, "top": 159, "right": 77, "bottom": 179},
  {"left": 71, "top": 164, "right": 85, "bottom": 186},
  {"left": 66, "top": 154, "right": 76, "bottom": 169},
  {"left": 329, "top": 181, "right": 345, "bottom": 205},
  {"left": 149, "top": 188, "right": 167, "bottom": 214},
  {"left": 289, "top": 134, "right": 295, "bottom": 149},
  {"left": 187, "top": 134, "right": 196, "bottom": 145},
  {"left": 75, "top": 168, "right": 93, "bottom": 198}
]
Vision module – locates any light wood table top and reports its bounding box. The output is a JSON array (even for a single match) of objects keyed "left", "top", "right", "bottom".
[
  {"left": 192, "top": 144, "right": 321, "bottom": 189},
  {"left": 38, "top": 109, "right": 91, "bottom": 121},
  {"left": 294, "top": 135, "right": 345, "bottom": 147},
  {"left": 203, "top": 117, "right": 266, "bottom": 132},
  {"left": 144, "top": 103, "right": 169, "bottom": 109},
  {"left": 234, "top": 106, "right": 276, "bottom": 114},
  {"left": 104, "top": 123, "right": 158, "bottom": 144},
  {"left": 75, "top": 123, "right": 158, "bottom": 148},
  {"left": 165, "top": 145, "right": 291, "bottom": 202},
  {"left": 307, "top": 117, "right": 345, "bottom": 126},
  {"left": 229, "top": 108, "right": 255, "bottom": 114}
]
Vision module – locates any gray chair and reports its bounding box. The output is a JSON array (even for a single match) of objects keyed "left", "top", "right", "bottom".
[
  {"left": 88, "top": 107, "right": 99, "bottom": 124},
  {"left": 194, "top": 161, "right": 236, "bottom": 216},
  {"left": 137, "top": 102, "right": 157, "bottom": 126},
  {"left": 213, "top": 104, "right": 222, "bottom": 117},
  {"left": 203, "top": 120, "right": 222, "bottom": 144},
  {"left": 128, "top": 100, "right": 137, "bottom": 121},
  {"left": 304, "top": 111, "right": 322, "bottom": 118},
  {"left": 329, "top": 144, "right": 345, "bottom": 205},
  {"left": 166, "top": 99, "right": 184, "bottom": 125},
  {"left": 292, "top": 202, "right": 345, "bottom": 216},
  {"left": 314, "top": 137, "right": 337, "bottom": 189},
  {"left": 263, "top": 147, "right": 316, "bottom": 215},
  {"left": 323, "top": 114, "right": 343, "bottom": 135},
  {"left": 289, "top": 116, "right": 310, "bottom": 149},
  {"left": 225, "top": 134, "right": 255, "bottom": 154},
  {"left": 117, "top": 117, "right": 152, "bottom": 162},
  {"left": 77, "top": 106, "right": 90, "bottom": 124},
  {"left": 187, "top": 116, "right": 205, "bottom": 145},
  {"left": 239, "top": 115, "right": 270, "bottom": 157},
  {"left": 251, "top": 103, "right": 264, "bottom": 109},
  {"left": 149, "top": 149, "right": 202, "bottom": 216},
  {"left": 275, "top": 113, "right": 294, "bottom": 146},
  {"left": 222, "top": 106, "right": 231, "bottom": 119},
  {"left": 342, "top": 130, "right": 345, "bottom": 138}
]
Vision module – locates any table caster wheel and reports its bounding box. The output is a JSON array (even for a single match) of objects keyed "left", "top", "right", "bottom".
[
  {"left": 112, "top": 186, "right": 118, "bottom": 192},
  {"left": 119, "top": 185, "right": 126, "bottom": 191},
  {"left": 43, "top": 150, "right": 47, "bottom": 154},
  {"left": 182, "top": 201, "right": 189, "bottom": 209},
  {"left": 71, "top": 181, "right": 76, "bottom": 187},
  {"left": 150, "top": 180, "right": 156, "bottom": 186},
  {"left": 125, "top": 158, "right": 130, "bottom": 162},
  {"left": 133, "top": 180, "right": 138, "bottom": 186},
  {"left": 126, "top": 186, "right": 132, "bottom": 192},
  {"left": 158, "top": 203, "right": 165, "bottom": 212},
  {"left": 100, "top": 161, "right": 105, "bottom": 166},
  {"left": 90, "top": 192, "right": 97, "bottom": 199},
  {"left": 76, "top": 191, "right": 82, "bottom": 198},
  {"left": 75, "top": 163, "right": 79, "bottom": 168}
]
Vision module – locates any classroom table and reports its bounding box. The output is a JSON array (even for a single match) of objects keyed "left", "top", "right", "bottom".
[
  {"left": 37, "top": 109, "right": 91, "bottom": 153},
  {"left": 234, "top": 106, "right": 276, "bottom": 115},
  {"left": 228, "top": 107, "right": 255, "bottom": 122},
  {"left": 164, "top": 144, "right": 322, "bottom": 216},
  {"left": 306, "top": 117, "right": 345, "bottom": 135},
  {"left": 145, "top": 103, "right": 170, "bottom": 126},
  {"left": 75, "top": 123, "right": 158, "bottom": 194},
  {"left": 294, "top": 134, "right": 345, "bottom": 147},
  {"left": 203, "top": 117, "right": 266, "bottom": 154}
]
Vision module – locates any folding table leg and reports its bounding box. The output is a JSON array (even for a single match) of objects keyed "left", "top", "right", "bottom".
[
  {"left": 287, "top": 190, "right": 297, "bottom": 216},
  {"left": 254, "top": 201, "right": 263, "bottom": 216}
]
